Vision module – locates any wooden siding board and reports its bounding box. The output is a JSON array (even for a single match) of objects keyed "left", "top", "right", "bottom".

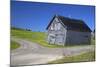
[
  {"left": 66, "top": 30, "right": 91, "bottom": 44},
  {"left": 47, "top": 17, "right": 66, "bottom": 45}
]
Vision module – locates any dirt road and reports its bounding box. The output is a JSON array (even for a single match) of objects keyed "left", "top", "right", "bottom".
[{"left": 11, "top": 38, "right": 95, "bottom": 66}]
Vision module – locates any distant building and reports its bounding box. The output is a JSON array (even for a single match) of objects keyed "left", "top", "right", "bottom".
[{"left": 46, "top": 15, "right": 92, "bottom": 46}]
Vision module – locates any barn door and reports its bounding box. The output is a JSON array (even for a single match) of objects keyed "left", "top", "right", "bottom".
[
  {"left": 49, "top": 35, "right": 56, "bottom": 44},
  {"left": 56, "top": 36, "right": 64, "bottom": 45}
]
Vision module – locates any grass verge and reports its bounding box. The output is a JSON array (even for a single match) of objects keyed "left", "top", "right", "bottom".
[
  {"left": 48, "top": 51, "right": 95, "bottom": 64},
  {"left": 11, "top": 41, "right": 20, "bottom": 50},
  {"left": 11, "top": 29, "right": 66, "bottom": 48}
]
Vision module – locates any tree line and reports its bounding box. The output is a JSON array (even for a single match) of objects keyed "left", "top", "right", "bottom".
[{"left": 11, "top": 27, "right": 32, "bottom": 31}]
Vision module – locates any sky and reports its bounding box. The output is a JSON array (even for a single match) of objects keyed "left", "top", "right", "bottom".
[{"left": 11, "top": 1, "right": 95, "bottom": 32}]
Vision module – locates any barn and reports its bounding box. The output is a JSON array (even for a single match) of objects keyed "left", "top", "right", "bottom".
[{"left": 46, "top": 15, "right": 92, "bottom": 46}]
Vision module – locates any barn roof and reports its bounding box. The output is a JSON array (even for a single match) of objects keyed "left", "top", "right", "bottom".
[{"left": 46, "top": 15, "right": 92, "bottom": 32}]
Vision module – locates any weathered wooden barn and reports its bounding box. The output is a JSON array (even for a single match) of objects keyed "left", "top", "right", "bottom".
[{"left": 46, "top": 15, "right": 92, "bottom": 46}]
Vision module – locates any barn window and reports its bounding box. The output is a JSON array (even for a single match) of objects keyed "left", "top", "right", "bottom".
[
  {"left": 50, "top": 23, "right": 55, "bottom": 30},
  {"left": 57, "top": 23, "right": 61, "bottom": 30},
  {"left": 55, "top": 23, "right": 57, "bottom": 30},
  {"left": 50, "top": 26, "right": 53, "bottom": 30}
]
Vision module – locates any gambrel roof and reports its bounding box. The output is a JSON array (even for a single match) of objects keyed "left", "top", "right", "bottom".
[{"left": 46, "top": 15, "right": 92, "bottom": 32}]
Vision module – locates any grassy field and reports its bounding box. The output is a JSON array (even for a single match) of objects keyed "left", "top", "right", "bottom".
[
  {"left": 11, "top": 29, "right": 67, "bottom": 48},
  {"left": 11, "top": 28, "right": 95, "bottom": 48},
  {"left": 48, "top": 51, "right": 95, "bottom": 64},
  {"left": 11, "top": 41, "right": 20, "bottom": 50},
  {"left": 11, "top": 28, "right": 95, "bottom": 63}
]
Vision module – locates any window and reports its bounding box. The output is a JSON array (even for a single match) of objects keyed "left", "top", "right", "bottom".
[
  {"left": 54, "top": 23, "right": 61, "bottom": 30},
  {"left": 50, "top": 18, "right": 61, "bottom": 30},
  {"left": 57, "top": 23, "right": 61, "bottom": 30},
  {"left": 50, "top": 26, "right": 53, "bottom": 30},
  {"left": 54, "top": 23, "right": 56, "bottom": 30},
  {"left": 50, "top": 23, "right": 55, "bottom": 30}
]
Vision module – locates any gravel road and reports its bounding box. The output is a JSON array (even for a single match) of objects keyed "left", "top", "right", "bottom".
[{"left": 11, "top": 38, "right": 95, "bottom": 66}]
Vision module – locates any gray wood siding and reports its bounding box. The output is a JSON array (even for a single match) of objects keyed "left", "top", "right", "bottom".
[
  {"left": 66, "top": 30, "right": 91, "bottom": 44},
  {"left": 47, "top": 17, "right": 66, "bottom": 45}
]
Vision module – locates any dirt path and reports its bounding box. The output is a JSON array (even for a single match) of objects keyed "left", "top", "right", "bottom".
[{"left": 11, "top": 38, "right": 95, "bottom": 66}]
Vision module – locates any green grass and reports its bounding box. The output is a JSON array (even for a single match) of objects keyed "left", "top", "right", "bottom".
[
  {"left": 11, "top": 29, "right": 95, "bottom": 63},
  {"left": 91, "top": 39, "right": 95, "bottom": 45},
  {"left": 11, "top": 29, "right": 66, "bottom": 48},
  {"left": 11, "top": 29, "right": 95, "bottom": 48},
  {"left": 11, "top": 41, "right": 20, "bottom": 50},
  {"left": 11, "top": 29, "right": 67, "bottom": 49},
  {"left": 48, "top": 51, "right": 95, "bottom": 64}
]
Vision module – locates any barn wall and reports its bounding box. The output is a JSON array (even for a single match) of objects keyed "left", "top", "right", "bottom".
[
  {"left": 47, "top": 17, "right": 67, "bottom": 46},
  {"left": 66, "top": 30, "right": 91, "bottom": 45}
]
